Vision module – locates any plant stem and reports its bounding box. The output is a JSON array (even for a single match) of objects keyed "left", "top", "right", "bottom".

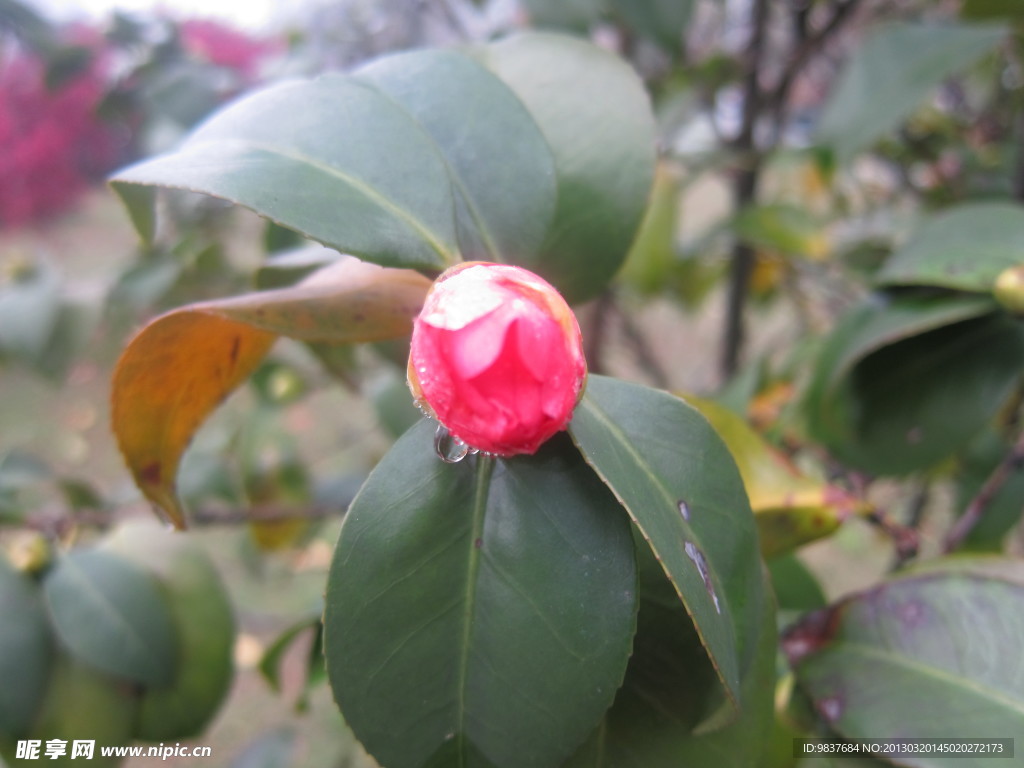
[
  {"left": 944, "top": 429, "right": 1024, "bottom": 553},
  {"left": 721, "top": 0, "right": 770, "bottom": 381}
]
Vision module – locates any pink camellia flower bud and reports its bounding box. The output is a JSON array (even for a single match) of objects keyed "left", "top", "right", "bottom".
[{"left": 408, "top": 262, "right": 587, "bottom": 457}]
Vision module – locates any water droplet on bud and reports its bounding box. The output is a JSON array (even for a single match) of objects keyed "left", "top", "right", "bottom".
[{"left": 434, "top": 423, "right": 469, "bottom": 463}]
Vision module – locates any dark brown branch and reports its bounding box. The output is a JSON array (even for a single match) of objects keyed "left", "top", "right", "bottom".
[
  {"left": 720, "top": 0, "right": 771, "bottom": 381},
  {"left": 944, "top": 430, "right": 1024, "bottom": 553},
  {"left": 613, "top": 304, "right": 672, "bottom": 390}
]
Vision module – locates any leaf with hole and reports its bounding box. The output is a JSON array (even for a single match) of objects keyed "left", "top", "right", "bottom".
[
  {"left": 569, "top": 376, "right": 766, "bottom": 717},
  {"left": 683, "top": 395, "right": 867, "bottom": 558}
]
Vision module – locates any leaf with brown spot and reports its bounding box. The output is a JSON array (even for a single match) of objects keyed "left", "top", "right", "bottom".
[
  {"left": 681, "top": 396, "right": 869, "bottom": 558},
  {"left": 112, "top": 257, "right": 432, "bottom": 529}
]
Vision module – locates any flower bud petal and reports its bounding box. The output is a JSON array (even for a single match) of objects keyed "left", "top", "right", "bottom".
[{"left": 408, "top": 262, "right": 587, "bottom": 456}]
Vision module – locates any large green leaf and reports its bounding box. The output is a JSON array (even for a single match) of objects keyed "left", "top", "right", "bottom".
[
  {"left": 324, "top": 422, "right": 637, "bottom": 768},
  {"left": 565, "top": 543, "right": 776, "bottom": 768},
  {"left": 43, "top": 549, "right": 178, "bottom": 688},
  {"left": 876, "top": 203, "right": 1024, "bottom": 292},
  {"left": 785, "top": 560, "right": 1024, "bottom": 767},
  {"left": 805, "top": 295, "right": 1024, "bottom": 475},
  {"left": 0, "top": 558, "right": 53, "bottom": 736},
  {"left": 353, "top": 49, "right": 556, "bottom": 264},
  {"left": 816, "top": 22, "right": 1006, "bottom": 160},
  {"left": 568, "top": 376, "right": 767, "bottom": 714},
  {"left": 478, "top": 33, "right": 656, "bottom": 303},
  {"left": 101, "top": 521, "right": 235, "bottom": 740},
  {"left": 114, "top": 72, "right": 463, "bottom": 270}
]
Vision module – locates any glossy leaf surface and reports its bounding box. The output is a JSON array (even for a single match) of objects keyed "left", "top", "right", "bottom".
[
  {"left": 324, "top": 423, "right": 637, "bottom": 768},
  {"left": 565, "top": 543, "right": 776, "bottom": 768},
  {"left": 43, "top": 549, "right": 177, "bottom": 688},
  {"left": 478, "top": 33, "right": 656, "bottom": 303},
  {"left": 114, "top": 73, "right": 461, "bottom": 270},
  {"left": 569, "top": 376, "right": 766, "bottom": 712},
  {"left": 111, "top": 259, "right": 430, "bottom": 528},
  {"left": 876, "top": 203, "right": 1024, "bottom": 292},
  {"left": 785, "top": 560, "right": 1024, "bottom": 767},
  {"left": 355, "top": 49, "right": 556, "bottom": 264}
]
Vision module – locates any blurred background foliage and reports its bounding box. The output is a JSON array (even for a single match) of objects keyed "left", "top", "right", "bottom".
[{"left": 1, "top": 0, "right": 1023, "bottom": 766}]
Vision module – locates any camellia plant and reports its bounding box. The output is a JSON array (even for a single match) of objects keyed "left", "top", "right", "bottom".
[{"left": 105, "top": 32, "right": 773, "bottom": 768}]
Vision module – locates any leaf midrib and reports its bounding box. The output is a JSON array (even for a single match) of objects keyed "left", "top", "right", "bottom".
[
  {"left": 824, "top": 641, "right": 1024, "bottom": 716},
  {"left": 572, "top": 395, "right": 739, "bottom": 703},
  {"left": 58, "top": 556, "right": 165, "bottom": 680},
  {"left": 183, "top": 138, "right": 459, "bottom": 267},
  {"left": 455, "top": 455, "right": 495, "bottom": 766}
]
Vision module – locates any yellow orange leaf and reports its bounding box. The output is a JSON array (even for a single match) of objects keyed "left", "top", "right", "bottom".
[
  {"left": 112, "top": 257, "right": 432, "bottom": 529},
  {"left": 682, "top": 395, "right": 868, "bottom": 558}
]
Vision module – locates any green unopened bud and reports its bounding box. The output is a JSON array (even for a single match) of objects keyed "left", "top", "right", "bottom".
[{"left": 994, "top": 265, "right": 1024, "bottom": 315}]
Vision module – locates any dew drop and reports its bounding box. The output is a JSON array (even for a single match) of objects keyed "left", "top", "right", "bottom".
[
  {"left": 434, "top": 423, "right": 469, "bottom": 463},
  {"left": 677, "top": 499, "right": 691, "bottom": 522},
  {"left": 684, "top": 541, "right": 721, "bottom": 614}
]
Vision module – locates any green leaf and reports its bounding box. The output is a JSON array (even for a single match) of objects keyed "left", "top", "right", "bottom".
[
  {"left": 805, "top": 294, "right": 1022, "bottom": 475},
  {"left": 100, "top": 521, "right": 235, "bottom": 740},
  {"left": 43, "top": 549, "right": 178, "bottom": 688},
  {"left": 768, "top": 554, "right": 826, "bottom": 615},
  {"left": 962, "top": 0, "right": 1024, "bottom": 21},
  {"left": 785, "top": 562, "right": 1024, "bottom": 764},
  {"left": 113, "top": 72, "right": 462, "bottom": 270},
  {"left": 609, "top": 0, "right": 693, "bottom": 53},
  {"left": 0, "top": 557, "right": 53, "bottom": 736},
  {"left": 683, "top": 395, "right": 866, "bottom": 558},
  {"left": 876, "top": 203, "right": 1024, "bottom": 292},
  {"left": 569, "top": 376, "right": 767, "bottom": 714},
  {"left": 479, "top": 33, "right": 657, "bottom": 303},
  {"left": 324, "top": 422, "right": 637, "bottom": 768},
  {"left": 520, "top": 0, "right": 608, "bottom": 33},
  {"left": 7, "top": 654, "right": 138, "bottom": 767},
  {"left": 355, "top": 49, "right": 557, "bottom": 265},
  {"left": 565, "top": 543, "right": 776, "bottom": 768},
  {"left": 619, "top": 161, "right": 682, "bottom": 295},
  {"left": 730, "top": 204, "right": 829, "bottom": 260},
  {"left": 816, "top": 22, "right": 1006, "bottom": 161}
]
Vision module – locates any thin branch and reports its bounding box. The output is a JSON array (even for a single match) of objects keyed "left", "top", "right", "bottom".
[
  {"left": 765, "top": 0, "right": 865, "bottom": 143},
  {"left": 944, "top": 430, "right": 1024, "bottom": 553},
  {"left": 613, "top": 304, "right": 672, "bottom": 390},
  {"left": 720, "top": 0, "right": 771, "bottom": 381}
]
